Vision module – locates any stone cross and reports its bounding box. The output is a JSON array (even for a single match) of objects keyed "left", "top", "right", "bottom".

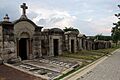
[{"left": 21, "top": 3, "right": 28, "bottom": 15}]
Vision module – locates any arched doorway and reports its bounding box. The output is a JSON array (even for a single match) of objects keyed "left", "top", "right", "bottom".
[{"left": 17, "top": 32, "right": 31, "bottom": 60}]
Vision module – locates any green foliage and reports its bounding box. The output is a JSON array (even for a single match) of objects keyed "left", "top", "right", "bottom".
[
  {"left": 111, "top": 24, "right": 120, "bottom": 44},
  {"left": 95, "top": 34, "right": 112, "bottom": 41},
  {"left": 111, "top": 5, "right": 120, "bottom": 45},
  {"left": 63, "top": 27, "right": 79, "bottom": 33},
  {"left": 57, "top": 48, "right": 117, "bottom": 80},
  {"left": 54, "top": 65, "right": 81, "bottom": 80},
  {"left": 61, "top": 48, "right": 117, "bottom": 61}
]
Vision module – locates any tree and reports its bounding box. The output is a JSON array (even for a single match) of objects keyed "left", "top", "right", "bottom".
[
  {"left": 111, "top": 5, "right": 120, "bottom": 45},
  {"left": 63, "top": 27, "right": 79, "bottom": 33},
  {"left": 95, "top": 34, "right": 112, "bottom": 41}
]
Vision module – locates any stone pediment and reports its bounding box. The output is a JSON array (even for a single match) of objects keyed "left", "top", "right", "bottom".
[
  {"left": 14, "top": 19, "right": 38, "bottom": 28},
  {"left": 14, "top": 20, "right": 35, "bottom": 38}
]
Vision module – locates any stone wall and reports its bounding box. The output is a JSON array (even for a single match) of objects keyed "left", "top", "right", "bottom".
[
  {"left": 64, "top": 31, "right": 78, "bottom": 53},
  {"left": 77, "top": 36, "right": 111, "bottom": 51},
  {"left": 32, "top": 32, "right": 41, "bottom": 59},
  {"left": 49, "top": 35, "right": 63, "bottom": 56},
  {"left": 93, "top": 41, "right": 111, "bottom": 50},
  {"left": 0, "top": 16, "right": 112, "bottom": 62}
]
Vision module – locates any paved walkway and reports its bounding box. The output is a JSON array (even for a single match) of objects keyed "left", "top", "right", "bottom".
[
  {"left": 0, "top": 65, "right": 44, "bottom": 80},
  {"left": 76, "top": 49, "right": 120, "bottom": 80}
]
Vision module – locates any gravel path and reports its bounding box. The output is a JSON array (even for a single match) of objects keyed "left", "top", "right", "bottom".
[{"left": 77, "top": 49, "right": 120, "bottom": 80}]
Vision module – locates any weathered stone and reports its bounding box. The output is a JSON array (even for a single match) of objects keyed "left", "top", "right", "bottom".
[
  {"left": 7, "top": 57, "right": 21, "bottom": 64},
  {"left": 0, "top": 57, "right": 3, "bottom": 64},
  {"left": 0, "top": 3, "right": 112, "bottom": 62}
]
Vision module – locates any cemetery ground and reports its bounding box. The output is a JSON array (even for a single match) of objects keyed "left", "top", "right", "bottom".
[
  {"left": 55, "top": 48, "right": 118, "bottom": 80},
  {"left": 0, "top": 48, "right": 118, "bottom": 80}
]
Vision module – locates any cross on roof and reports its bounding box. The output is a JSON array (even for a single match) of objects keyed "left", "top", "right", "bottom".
[{"left": 21, "top": 3, "right": 28, "bottom": 15}]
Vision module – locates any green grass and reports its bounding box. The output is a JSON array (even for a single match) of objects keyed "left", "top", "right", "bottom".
[
  {"left": 54, "top": 60, "right": 90, "bottom": 80},
  {"left": 61, "top": 48, "right": 117, "bottom": 61},
  {"left": 54, "top": 65, "right": 82, "bottom": 80},
  {"left": 55, "top": 48, "right": 118, "bottom": 80}
]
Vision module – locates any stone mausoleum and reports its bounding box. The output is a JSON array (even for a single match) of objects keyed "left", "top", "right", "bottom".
[{"left": 0, "top": 3, "right": 111, "bottom": 62}]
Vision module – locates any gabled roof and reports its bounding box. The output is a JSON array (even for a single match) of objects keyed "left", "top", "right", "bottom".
[{"left": 13, "top": 18, "right": 43, "bottom": 29}]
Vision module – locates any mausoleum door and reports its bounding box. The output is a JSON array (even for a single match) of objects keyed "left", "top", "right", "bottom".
[
  {"left": 19, "top": 38, "right": 28, "bottom": 60},
  {"left": 53, "top": 39, "right": 59, "bottom": 56},
  {"left": 71, "top": 40, "right": 74, "bottom": 53}
]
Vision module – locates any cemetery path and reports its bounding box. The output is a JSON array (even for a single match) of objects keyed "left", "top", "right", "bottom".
[
  {"left": 0, "top": 65, "right": 44, "bottom": 80},
  {"left": 65, "top": 49, "right": 120, "bottom": 80}
]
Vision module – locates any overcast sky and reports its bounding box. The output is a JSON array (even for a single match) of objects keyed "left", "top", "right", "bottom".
[{"left": 0, "top": 0, "right": 120, "bottom": 36}]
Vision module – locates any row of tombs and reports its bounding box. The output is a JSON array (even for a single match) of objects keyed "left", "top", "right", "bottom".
[{"left": 0, "top": 3, "right": 111, "bottom": 62}]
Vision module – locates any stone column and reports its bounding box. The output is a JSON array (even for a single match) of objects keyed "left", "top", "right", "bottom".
[
  {"left": 79, "top": 38, "right": 82, "bottom": 50},
  {"left": 17, "top": 39, "right": 19, "bottom": 56},
  {"left": 59, "top": 36, "right": 62, "bottom": 55},
  {"left": 75, "top": 37, "right": 77, "bottom": 53},
  {"left": 49, "top": 36, "right": 54, "bottom": 56},
  {"left": 29, "top": 38, "right": 32, "bottom": 59},
  {"left": 39, "top": 38, "right": 42, "bottom": 57}
]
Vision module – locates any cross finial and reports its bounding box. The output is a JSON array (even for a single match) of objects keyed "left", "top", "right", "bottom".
[
  {"left": 3, "top": 14, "right": 10, "bottom": 21},
  {"left": 21, "top": 3, "right": 28, "bottom": 15}
]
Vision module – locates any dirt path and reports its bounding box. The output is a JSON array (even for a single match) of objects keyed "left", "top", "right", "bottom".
[{"left": 0, "top": 65, "right": 44, "bottom": 80}]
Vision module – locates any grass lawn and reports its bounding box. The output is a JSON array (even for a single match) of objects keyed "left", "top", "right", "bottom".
[
  {"left": 61, "top": 48, "right": 117, "bottom": 61},
  {"left": 54, "top": 48, "right": 118, "bottom": 80}
]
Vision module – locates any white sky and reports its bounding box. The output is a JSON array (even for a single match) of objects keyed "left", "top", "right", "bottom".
[{"left": 0, "top": 0, "right": 120, "bottom": 36}]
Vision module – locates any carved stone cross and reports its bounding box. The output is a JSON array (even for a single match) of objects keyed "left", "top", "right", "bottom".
[{"left": 21, "top": 3, "right": 28, "bottom": 15}]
